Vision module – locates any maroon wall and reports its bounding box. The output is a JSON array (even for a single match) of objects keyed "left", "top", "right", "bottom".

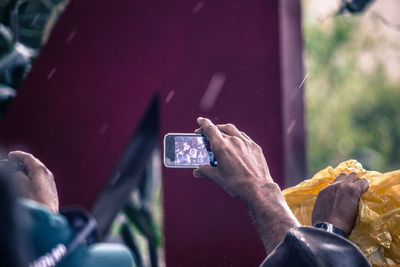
[{"left": 0, "top": 0, "right": 305, "bottom": 266}]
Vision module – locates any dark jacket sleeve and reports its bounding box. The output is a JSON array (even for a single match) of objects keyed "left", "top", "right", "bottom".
[{"left": 260, "top": 226, "right": 371, "bottom": 267}]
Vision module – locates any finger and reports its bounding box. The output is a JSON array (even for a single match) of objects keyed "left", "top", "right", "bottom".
[
  {"left": 195, "top": 127, "right": 228, "bottom": 138},
  {"left": 193, "top": 168, "right": 202, "bottom": 178},
  {"left": 216, "top": 124, "right": 242, "bottom": 138},
  {"left": 354, "top": 178, "right": 369, "bottom": 194},
  {"left": 332, "top": 173, "right": 347, "bottom": 183},
  {"left": 193, "top": 165, "right": 218, "bottom": 180},
  {"left": 8, "top": 151, "right": 47, "bottom": 179},
  {"left": 240, "top": 131, "right": 253, "bottom": 141},
  {"left": 344, "top": 172, "right": 357, "bottom": 183},
  {"left": 197, "top": 117, "right": 224, "bottom": 145}
]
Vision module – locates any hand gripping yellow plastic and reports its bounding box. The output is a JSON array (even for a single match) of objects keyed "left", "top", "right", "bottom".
[{"left": 283, "top": 160, "right": 400, "bottom": 267}]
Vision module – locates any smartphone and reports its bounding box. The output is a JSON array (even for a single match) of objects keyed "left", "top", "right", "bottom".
[{"left": 163, "top": 133, "right": 217, "bottom": 168}]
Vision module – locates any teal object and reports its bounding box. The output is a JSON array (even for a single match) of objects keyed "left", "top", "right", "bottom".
[{"left": 22, "top": 199, "right": 134, "bottom": 267}]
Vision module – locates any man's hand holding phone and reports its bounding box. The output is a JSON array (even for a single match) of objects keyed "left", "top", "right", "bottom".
[
  {"left": 193, "top": 117, "right": 300, "bottom": 254},
  {"left": 193, "top": 117, "right": 274, "bottom": 201}
]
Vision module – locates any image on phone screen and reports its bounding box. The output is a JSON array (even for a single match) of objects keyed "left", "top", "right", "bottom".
[{"left": 164, "top": 134, "right": 217, "bottom": 168}]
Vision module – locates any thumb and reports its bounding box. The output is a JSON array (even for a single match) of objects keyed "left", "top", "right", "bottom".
[{"left": 193, "top": 165, "right": 218, "bottom": 180}]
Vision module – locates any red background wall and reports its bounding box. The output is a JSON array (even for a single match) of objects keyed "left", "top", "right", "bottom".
[{"left": 0, "top": 0, "right": 305, "bottom": 266}]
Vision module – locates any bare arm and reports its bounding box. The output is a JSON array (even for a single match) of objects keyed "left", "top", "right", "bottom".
[
  {"left": 194, "top": 118, "right": 299, "bottom": 254},
  {"left": 245, "top": 182, "right": 300, "bottom": 253}
]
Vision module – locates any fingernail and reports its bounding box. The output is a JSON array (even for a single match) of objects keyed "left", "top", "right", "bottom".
[{"left": 193, "top": 169, "right": 201, "bottom": 178}]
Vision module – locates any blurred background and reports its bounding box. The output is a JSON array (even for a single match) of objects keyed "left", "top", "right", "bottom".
[
  {"left": 2, "top": 0, "right": 399, "bottom": 176},
  {"left": 304, "top": 0, "right": 400, "bottom": 175},
  {"left": 0, "top": 0, "right": 68, "bottom": 114}
]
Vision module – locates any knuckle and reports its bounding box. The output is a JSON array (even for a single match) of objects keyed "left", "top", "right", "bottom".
[
  {"left": 226, "top": 123, "right": 235, "bottom": 130},
  {"left": 47, "top": 169, "right": 54, "bottom": 178},
  {"left": 229, "top": 136, "right": 242, "bottom": 144},
  {"left": 31, "top": 165, "right": 49, "bottom": 176},
  {"left": 337, "top": 182, "right": 350, "bottom": 191},
  {"left": 205, "top": 124, "right": 213, "bottom": 131},
  {"left": 347, "top": 184, "right": 359, "bottom": 194},
  {"left": 336, "top": 181, "right": 345, "bottom": 188},
  {"left": 340, "top": 183, "right": 359, "bottom": 195},
  {"left": 203, "top": 124, "right": 215, "bottom": 134},
  {"left": 362, "top": 179, "right": 370, "bottom": 188},
  {"left": 253, "top": 143, "right": 262, "bottom": 152},
  {"left": 39, "top": 166, "right": 49, "bottom": 175}
]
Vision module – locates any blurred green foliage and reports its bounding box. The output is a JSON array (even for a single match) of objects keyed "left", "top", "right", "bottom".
[
  {"left": 305, "top": 15, "right": 400, "bottom": 175},
  {"left": 0, "top": 0, "right": 68, "bottom": 50},
  {"left": 0, "top": 0, "right": 68, "bottom": 114}
]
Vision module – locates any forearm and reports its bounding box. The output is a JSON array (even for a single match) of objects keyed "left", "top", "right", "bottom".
[{"left": 246, "top": 182, "right": 300, "bottom": 254}]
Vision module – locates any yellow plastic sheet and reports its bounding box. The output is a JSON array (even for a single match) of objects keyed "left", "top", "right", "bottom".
[{"left": 283, "top": 160, "right": 400, "bottom": 267}]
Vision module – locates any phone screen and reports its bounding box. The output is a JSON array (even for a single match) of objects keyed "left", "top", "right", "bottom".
[{"left": 164, "top": 134, "right": 217, "bottom": 168}]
